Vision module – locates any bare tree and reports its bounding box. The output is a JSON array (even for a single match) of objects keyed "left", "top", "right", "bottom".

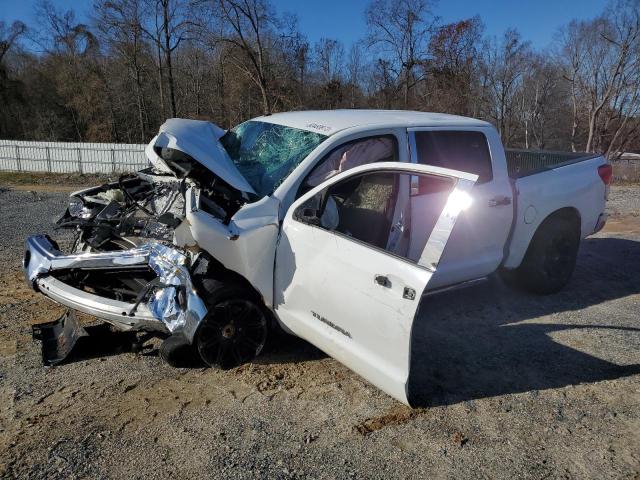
[
  {"left": 179, "top": 42, "right": 213, "bottom": 117},
  {"left": 0, "top": 21, "right": 27, "bottom": 137},
  {"left": 559, "top": 1, "right": 640, "bottom": 156},
  {"left": 33, "top": 0, "right": 106, "bottom": 140},
  {"left": 278, "top": 14, "right": 309, "bottom": 107},
  {"left": 517, "top": 56, "right": 566, "bottom": 149},
  {"left": 346, "top": 42, "right": 364, "bottom": 107},
  {"left": 94, "top": 0, "right": 152, "bottom": 141},
  {"left": 558, "top": 21, "right": 587, "bottom": 151},
  {"left": 366, "top": 0, "right": 435, "bottom": 108},
  {"left": 479, "top": 29, "right": 531, "bottom": 145},
  {"left": 0, "top": 21, "right": 27, "bottom": 64},
  {"left": 427, "top": 16, "right": 483, "bottom": 115},
  {"left": 140, "top": 0, "right": 193, "bottom": 118},
  {"left": 214, "top": 0, "right": 277, "bottom": 115},
  {"left": 314, "top": 38, "right": 344, "bottom": 83}
]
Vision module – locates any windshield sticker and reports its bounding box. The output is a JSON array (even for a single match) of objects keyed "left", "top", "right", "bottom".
[{"left": 305, "top": 123, "right": 332, "bottom": 133}]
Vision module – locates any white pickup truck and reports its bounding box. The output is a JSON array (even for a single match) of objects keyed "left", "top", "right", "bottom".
[{"left": 24, "top": 110, "right": 610, "bottom": 405}]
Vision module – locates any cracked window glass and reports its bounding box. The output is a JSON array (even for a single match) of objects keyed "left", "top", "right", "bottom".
[{"left": 221, "top": 121, "right": 328, "bottom": 198}]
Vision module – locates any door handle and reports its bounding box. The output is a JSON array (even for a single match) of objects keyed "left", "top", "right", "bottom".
[
  {"left": 374, "top": 274, "right": 390, "bottom": 287},
  {"left": 488, "top": 196, "right": 511, "bottom": 207}
]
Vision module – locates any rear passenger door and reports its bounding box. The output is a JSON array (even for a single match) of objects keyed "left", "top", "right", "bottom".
[{"left": 408, "top": 128, "right": 513, "bottom": 288}]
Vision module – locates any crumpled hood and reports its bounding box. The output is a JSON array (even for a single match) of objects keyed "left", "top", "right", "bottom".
[{"left": 145, "top": 118, "right": 255, "bottom": 194}]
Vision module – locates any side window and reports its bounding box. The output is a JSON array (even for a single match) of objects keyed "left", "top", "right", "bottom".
[
  {"left": 298, "top": 135, "right": 398, "bottom": 197},
  {"left": 294, "top": 171, "right": 455, "bottom": 264},
  {"left": 413, "top": 131, "right": 493, "bottom": 183}
]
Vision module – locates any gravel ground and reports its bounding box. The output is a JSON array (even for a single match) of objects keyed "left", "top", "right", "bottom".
[
  {"left": 0, "top": 185, "right": 638, "bottom": 479},
  {"left": 607, "top": 185, "right": 640, "bottom": 218}
]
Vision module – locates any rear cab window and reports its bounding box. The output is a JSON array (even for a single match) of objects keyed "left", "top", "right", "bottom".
[{"left": 412, "top": 130, "right": 493, "bottom": 184}]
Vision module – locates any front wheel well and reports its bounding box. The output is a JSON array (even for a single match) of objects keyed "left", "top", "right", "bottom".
[
  {"left": 190, "top": 251, "right": 282, "bottom": 331},
  {"left": 191, "top": 251, "right": 264, "bottom": 304}
]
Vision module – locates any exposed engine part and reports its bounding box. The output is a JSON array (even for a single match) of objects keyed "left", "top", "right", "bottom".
[
  {"left": 55, "top": 164, "right": 245, "bottom": 255},
  {"left": 57, "top": 171, "right": 187, "bottom": 249}
]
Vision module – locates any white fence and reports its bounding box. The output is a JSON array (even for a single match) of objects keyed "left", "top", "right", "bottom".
[
  {"left": 1, "top": 138, "right": 639, "bottom": 181},
  {"left": 614, "top": 154, "right": 640, "bottom": 181},
  {"left": 0, "top": 140, "right": 148, "bottom": 174}
]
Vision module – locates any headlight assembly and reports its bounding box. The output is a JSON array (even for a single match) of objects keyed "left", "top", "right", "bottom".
[{"left": 67, "top": 196, "right": 93, "bottom": 219}]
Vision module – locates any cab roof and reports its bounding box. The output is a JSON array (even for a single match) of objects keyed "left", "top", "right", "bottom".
[{"left": 251, "top": 109, "right": 491, "bottom": 135}]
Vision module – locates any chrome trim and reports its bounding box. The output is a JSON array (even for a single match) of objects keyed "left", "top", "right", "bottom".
[
  {"left": 418, "top": 177, "right": 477, "bottom": 270},
  {"left": 146, "top": 243, "right": 208, "bottom": 341},
  {"left": 24, "top": 235, "right": 149, "bottom": 288},
  {"left": 36, "top": 276, "right": 165, "bottom": 332},
  {"left": 23, "top": 235, "right": 207, "bottom": 342}
]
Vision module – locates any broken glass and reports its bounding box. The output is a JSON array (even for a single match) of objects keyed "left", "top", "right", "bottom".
[{"left": 221, "top": 121, "right": 327, "bottom": 197}]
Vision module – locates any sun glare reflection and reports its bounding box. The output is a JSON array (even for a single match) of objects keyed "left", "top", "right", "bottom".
[{"left": 443, "top": 190, "right": 473, "bottom": 217}]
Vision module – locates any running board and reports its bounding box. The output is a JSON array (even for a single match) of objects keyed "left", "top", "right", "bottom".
[{"left": 423, "top": 277, "right": 488, "bottom": 296}]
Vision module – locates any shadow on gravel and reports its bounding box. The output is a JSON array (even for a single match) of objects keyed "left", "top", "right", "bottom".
[
  {"left": 257, "top": 332, "right": 327, "bottom": 365},
  {"left": 43, "top": 320, "right": 325, "bottom": 368},
  {"left": 54, "top": 325, "right": 152, "bottom": 364},
  {"left": 408, "top": 237, "right": 640, "bottom": 407}
]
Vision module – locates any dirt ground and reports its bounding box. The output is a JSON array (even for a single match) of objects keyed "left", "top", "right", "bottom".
[{"left": 0, "top": 184, "right": 638, "bottom": 479}]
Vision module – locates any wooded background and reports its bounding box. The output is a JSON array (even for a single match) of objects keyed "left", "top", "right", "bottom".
[{"left": 0, "top": 0, "right": 639, "bottom": 158}]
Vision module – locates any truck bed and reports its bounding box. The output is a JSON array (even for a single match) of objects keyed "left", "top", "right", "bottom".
[
  {"left": 505, "top": 149, "right": 601, "bottom": 179},
  {"left": 502, "top": 152, "right": 607, "bottom": 270}
]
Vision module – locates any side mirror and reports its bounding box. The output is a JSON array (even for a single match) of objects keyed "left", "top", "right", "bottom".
[{"left": 296, "top": 207, "right": 321, "bottom": 226}]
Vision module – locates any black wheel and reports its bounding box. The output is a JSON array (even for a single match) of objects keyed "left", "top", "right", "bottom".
[
  {"left": 510, "top": 216, "right": 580, "bottom": 294},
  {"left": 195, "top": 280, "right": 268, "bottom": 369},
  {"left": 159, "top": 333, "right": 202, "bottom": 368}
]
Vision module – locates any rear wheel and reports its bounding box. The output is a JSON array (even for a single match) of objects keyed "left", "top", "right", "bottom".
[
  {"left": 195, "top": 279, "right": 269, "bottom": 369},
  {"left": 507, "top": 216, "right": 580, "bottom": 295}
]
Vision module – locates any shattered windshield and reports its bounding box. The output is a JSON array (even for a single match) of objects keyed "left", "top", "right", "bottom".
[{"left": 221, "top": 121, "right": 327, "bottom": 198}]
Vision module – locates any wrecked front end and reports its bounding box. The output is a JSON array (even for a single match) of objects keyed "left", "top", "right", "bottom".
[
  {"left": 24, "top": 119, "right": 284, "bottom": 367},
  {"left": 24, "top": 127, "right": 253, "bottom": 350}
]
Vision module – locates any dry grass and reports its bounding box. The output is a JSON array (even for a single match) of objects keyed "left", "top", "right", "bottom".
[{"left": 0, "top": 171, "right": 113, "bottom": 187}]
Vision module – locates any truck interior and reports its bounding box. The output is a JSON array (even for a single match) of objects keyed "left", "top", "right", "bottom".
[{"left": 303, "top": 170, "right": 454, "bottom": 263}]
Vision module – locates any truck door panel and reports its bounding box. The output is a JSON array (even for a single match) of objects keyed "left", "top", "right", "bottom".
[
  {"left": 408, "top": 128, "right": 512, "bottom": 288},
  {"left": 274, "top": 162, "right": 477, "bottom": 404}
]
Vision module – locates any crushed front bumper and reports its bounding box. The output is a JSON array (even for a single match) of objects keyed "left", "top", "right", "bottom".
[{"left": 23, "top": 235, "right": 207, "bottom": 342}]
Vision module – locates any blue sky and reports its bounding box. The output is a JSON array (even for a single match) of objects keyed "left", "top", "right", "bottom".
[{"left": 0, "top": 0, "right": 609, "bottom": 49}]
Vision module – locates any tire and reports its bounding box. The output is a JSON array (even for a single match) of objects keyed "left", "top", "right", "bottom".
[
  {"left": 509, "top": 216, "right": 580, "bottom": 295},
  {"left": 194, "top": 278, "right": 269, "bottom": 370},
  {"left": 159, "top": 332, "right": 202, "bottom": 368}
]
